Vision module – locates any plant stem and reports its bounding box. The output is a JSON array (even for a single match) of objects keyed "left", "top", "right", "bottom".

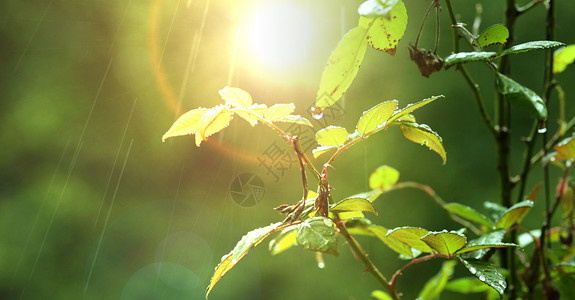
[{"left": 389, "top": 253, "right": 450, "bottom": 291}]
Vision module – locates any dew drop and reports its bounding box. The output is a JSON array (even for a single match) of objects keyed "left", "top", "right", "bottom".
[
  {"left": 537, "top": 127, "right": 547, "bottom": 134},
  {"left": 323, "top": 218, "right": 334, "bottom": 227},
  {"left": 479, "top": 275, "right": 486, "bottom": 282},
  {"left": 311, "top": 106, "right": 324, "bottom": 120},
  {"left": 538, "top": 119, "right": 547, "bottom": 134},
  {"left": 469, "top": 267, "right": 477, "bottom": 274},
  {"left": 317, "top": 261, "right": 325, "bottom": 269},
  {"left": 231, "top": 258, "right": 238, "bottom": 264},
  {"left": 312, "top": 112, "right": 323, "bottom": 120},
  {"left": 498, "top": 280, "right": 506, "bottom": 287}
]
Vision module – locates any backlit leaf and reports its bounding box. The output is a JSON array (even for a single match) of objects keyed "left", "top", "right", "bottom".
[
  {"left": 234, "top": 104, "right": 267, "bottom": 126},
  {"left": 369, "top": 165, "right": 400, "bottom": 190},
  {"left": 495, "top": 200, "right": 534, "bottom": 229},
  {"left": 387, "top": 95, "right": 444, "bottom": 124},
  {"left": 277, "top": 115, "right": 313, "bottom": 127},
  {"left": 421, "top": 230, "right": 467, "bottom": 256},
  {"left": 269, "top": 226, "right": 299, "bottom": 255},
  {"left": 346, "top": 220, "right": 414, "bottom": 257},
  {"left": 162, "top": 108, "right": 208, "bottom": 142},
  {"left": 331, "top": 197, "right": 377, "bottom": 216},
  {"left": 312, "top": 145, "right": 337, "bottom": 159},
  {"left": 399, "top": 122, "right": 447, "bottom": 164},
  {"left": 296, "top": 217, "right": 339, "bottom": 256},
  {"left": 555, "top": 135, "right": 575, "bottom": 160},
  {"left": 476, "top": 24, "right": 509, "bottom": 48},
  {"left": 360, "top": 1, "right": 408, "bottom": 55},
  {"left": 315, "top": 26, "right": 369, "bottom": 109},
  {"left": 358, "top": 0, "right": 400, "bottom": 18},
  {"left": 219, "top": 86, "right": 252, "bottom": 109},
  {"left": 206, "top": 222, "right": 283, "bottom": 298},
  {"left": 315, "top": 126, "right": 349, "bottom": 147},
  {"left": 500, "top": 40, "right": 565, "bottom": 56},
  {"left": 443, "top": 203, "right": 494, "bottom": 227},
  {"left": 198, "top": 105, "right": 233, "bottom": 146},
  {"left": 445, "top": 277, "right": 493, "bottom": 294},
  {"left": 496, "top": 73, "right": 547, "bottom": 120},
  {"left": 458, "top": 257, "right": 507, "bottom": 296},
  {"left": 264, "top": 103, "right": 295, "bottom": 121},
  {"left": 344, "top": 189, "right": 384, "bottom": 203},
  {"left": 418, "top": 261, "right": 456, "bottom": 300},
  {"left": 387, "top": 227, "right": 433, "bottom": 253},
  {"left": 554, "top": 45, "right": 575, "bottom": 74},
  {"left": 444, "top": 52, "right": 497, "bottom": 66},
  {"left": 357, "top": 100, "right": 398, "bottom": 134}
]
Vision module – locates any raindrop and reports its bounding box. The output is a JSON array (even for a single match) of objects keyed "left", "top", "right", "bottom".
[
  {"left": 469, "top": 267, "right": 477, "bottom": 274},
  {"left": 537, "top": 127, "right": 547, "bottom": 134},
  {"left": 498, "top": 280, "right": 506, "bottom": 287},
  {"left": 538, "top": 119, "right": 547, "bottom": 134},
  {"left": 479, "top": 275, "right": 486, "bottom": 282},
  {"left": 312, "top": 112, "right": 323, "bottom": 120},
  {"left": 323, "top": 218, "right": 333, "bottom": 227},
  {"left": 317, "top": 261, "right": 325, "bottom": 269},
  {"left": 231, "top": 258, "right": 238, "bottom": 265},
  {"left": 311, "top": 106, "right": 324, "bottom": 120}
]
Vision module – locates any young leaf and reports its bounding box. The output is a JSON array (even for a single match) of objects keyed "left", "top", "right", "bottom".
[
  {"left": 387, "top": 95, "right": 444, "bottom": 124},
  {"left": 499, "top": 40, "right": 565, "bottom": 56},
  {"left": 312, "top": 145, "right": 337, "bottom": 159},
  {"left": 443, "top": 52, "right": 497, "bottom": 67},
  {"left": 443, "top": 203, "right": 494, "bottom": 227},
  {"left": 476, "top": 24, "right": 509, "bottom": 48},
  {"left": 554, "top": 45, "right": 575, "bottom": 74},
  {"left": 445, "top": 277, "right": 493, "bottom": 294},
  {"left": 276, "top": 115, "right": 313, "bottom": 127},
  {"left": 358, "top": 0, "right": 400, "bottom": 18},
  {"left": 234, "top": 104, "right": 267, "bottom": 126},
  {"left": 264, "top": 103, "right": 295, "bottom": 121},
  {"left": 198, "top": 105, "right": 233, "bottom": 146},
  {"left": 417, "top": 261, "right": 456, "bottom": 300},
  {"left": 371, "top": 290, "right": 393, "bottom": 300},
  {"left": 269, "top": 226, "right": 299, "bottom": 255},
  {"left": 387, "top": 227, "right": 433, "bottom": 253},
  {"left": 331, "top": 197, "right": 377, "bottom": 216},
  {"left": 421, "top": 230, "right": 467, "bottom": 256},
  {"left": 162, "top": 108, "right": 209, "bottom": 142},
  {"left": 360, "top": 1, "right": 408, "bottom": 55},
  {"left": 555, "top": 134, "right": 575, "bottom": 160},
  {"left": 315, "top": 26, "right": 369, "bottom": 110},
  {"left": 369, "top": 165, "right": 400, "bottom": 190},
  {"left": 399, "top": 122, "right": 447, "bottom": 164},
  {"left": 346, "top": 220, "right": 414, "bottom": 257},
  {"left": 496, "top": 73, "right": 547, "bottom": 120},
  {"left": 296, "top": 217, "right": 339, "bottom": 256},
  {"left": 357, "top": 100, "right": 398, "bottom": 134},
  {"left": 456, "top": 243, "right": 516, "bottom": 255},
  {"left": 495, "top": 200, "right": 534, "bottom": 230},
  {"left": 219, "top": 86, "right": 252, "bottom": 109},
  {"left": 344, "top": 189, "right": 384, "bottom": 203},
  {"left": 315, "top": 126, "right": 349, "bottom": 147},
  {"left": 458, "top": 257, "right": 507, "bottom": 296},
  {"left": 206, "top": 222, "right": 283, "bottom": 298}
]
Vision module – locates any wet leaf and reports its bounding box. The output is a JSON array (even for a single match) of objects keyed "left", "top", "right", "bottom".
[
  {"left": 360, "top": 1, "right": 408, "bottom": 55},
  {"left": 358, "top": 0, "right": 400, "bottom": 18},
  {"left": 315, "top": 26, "right": 369, "bottom": 110},
  {"left": 269, "top": 226, "right": 299, "bottom": 255},
  {"left": 162, "top": 108, "right": 208, "bottom": 142},
  {"left": 443, "top": 52, "right": 497, "bottom": 66},
  {"left": 206, "top": 222, "right": 283, "bottom": 298},
  {"left": 496, "top": 73, "right": 547, "bottom": 120},
  {"left": 312, "top": 145, "right": 337, "bottom": 159},
  {"left": 399, "top": 122, "right": 447, "bottom": 164},
  {"left": 315, "top": 126, "right": 349, "bottom": 147},
  {"left": 554, "top": 45, "right": 575, "bottom": 74},
  {"left": 456, "top": 243, "right": 516, "bottom": 255},
  {"left": 495, "top": 200, "right": 534, "bottom": 229},
  {"left": 387, "top": 226, "right": 433, "bottom": 253},
  {"left": 219, "top": 86, "right": 252, "bottom": 109},
  {"left": 331, "top": 197, "right": 377, "bottom": 216},
  {"left": 264, "top": 103, "right": 295, "bottom": 121},
  {"left": 369, "top": 165, "right": 400, "bottom": 190},
  {"left": 357, "top": 100, "right": 398, "bottom": 134},
  {"left": 458, "top": 257, "right": 507, "bottom": 296},
  {"left": 421, "top": 230, "right": 467, "bottom": 256},
  {"left": 387, "top": 95, "right": 444, "bottom": 124},
  {"left": 555, "top": 134, "right": 575, "bottom": 160},
  {"left": 460, "top": 231, "right": 505, "bottom": 260},
  {"left": 276, "top": 115, "right": 313, "bottom": 127},
  {"left": 445, "top": 277, "right": 493, "bottom": 294},
  {"left": 418, "top": 261, "right": 456, "bottom": 300},
  {"left": 476, "top": 24, "right": 509, "bottom": 48},
  {"left": 500, "top": 40, "right": 565, "bottom": 56},
  {"left": 443, "top": 203, "right": 494, "bottom": 227},
  {"left": 296, "top": 217, "right": 339, "bottom": 256},
  {"left": 198, "top": 105, "right": 233, "bottom": 146}
]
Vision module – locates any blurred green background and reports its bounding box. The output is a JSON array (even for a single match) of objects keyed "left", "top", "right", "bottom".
[{"left": 1, "top": 0, "right": 574, "bottom": 299}]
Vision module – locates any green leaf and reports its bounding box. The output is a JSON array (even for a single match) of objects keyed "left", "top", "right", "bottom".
[
  {"left": 268, "top": 226, "right": 298, "bottom": 255},
  {"left": 460, "top": 231, "right": 505, "bottom": 260},
  {"left": 495, "top": 200, "right": 534, "bottom": 229},
  {"left": 443, "top": 52, "right": 497, "bottom": 66},
  {"left": 399, "top": 122, "right": 447, "bottom": 164},
  {"left": 476, "top": 24, "right": 509, "bottom": 48},
  {"left": 296, "top": 217, "right": 339, "bottom": 256},
  {"left": 421, "top": 230, "right": 467, "bottom": 256},
  {"left": 162, "top": 108, "right": 209, "bottom": 142},
  {"left": 369, "top": 165, "right": 400, "bottom": 190},
  {"left": 276, "top": 115, "right": 313, "bottom": 127},
  {"left": 264, "top": 103, "right": 295, "bottom": 121},
  {"left": 358, "top": 0, "right": 400, "bottom": 18},
  {"left": 315, "top": 26, "right": 369, "bottom": 109},
  {"left": 496, "top": 73, "right": 547, "bottom": 120},
  {"left": 312, "top": 145, "right": 337, "bottom": 159},
  {"left": 387, "top": 95, "right": 444, "bottom": 124},
  {"left": 346, "top": 220, "right": 414, "bottom": 258},
  {"left": 555, "top": 134, "right": 575, "bottom": 160},
  {"left": 234, "top": 104, "right": 267, "bottom": 126},
  {"left": 456, "top": 243, "right": 516, "bottom": 255},
  {"left": 387, "top": 227, "right": 433, "bottom": 253},
  {"left": 315, "top": 126, "right": 349, "bottom": 147},
  {"left": 219, "top": 86, "right": 252, "bottom": 109},
  {"left": 360, "top": 1, "right": 408, "bottom": 55},
  {"left": 206, "top": 222, "right": 283, "bottom": 298},
  {"left": 418, "top": 261, "right": 456, "bottom": 300},
  {"left": 483, "top": 201, "right": 507, "bottom": 221},
  {"left": 357, "top": 100, "right": 398, "bottom": 134},
  {"left": 198, "top": 105, "right": 233, "bottom": 146},
  {"left": 556, "top": 262, "right": 575, "bottom": 274},
  {"left": 445, "top": 277, "right": 493, "bottom": 294},
  {"left": 458, "top": 257, "right": 507, "bottom": 296},
  {"left": 331, "top": 197, "right": 377, "bottom": 216},
  {"left": 500, "top": 40, "right": 565, "bottom": 56},
  {"left": 443, "top": 203, "right": 494, "bottom": 227},
  {"left": 371, "top": 290, "right": 393, "bottom": 300},
  {"left": 554, "top": 45, "right": 575, "bottom": 74},
  {"left": 344, "top": 189, "right": 384, "bottom": 203}
]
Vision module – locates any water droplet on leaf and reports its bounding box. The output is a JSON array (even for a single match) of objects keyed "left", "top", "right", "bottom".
[
  {"left": 479, "top": 275, "right": 486, "bottom": 282},
  {"left": 317, "top": 261, "right": 325, "bottom": 269},
  {"left": 312, "top": 112, "right": 323, "bottom": 120},
  {"left": 231, "top": 258, "right": 237, "bottom": 264},
  {"left": 537, "top": 127, "right": 547, "bottom": 134}
]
